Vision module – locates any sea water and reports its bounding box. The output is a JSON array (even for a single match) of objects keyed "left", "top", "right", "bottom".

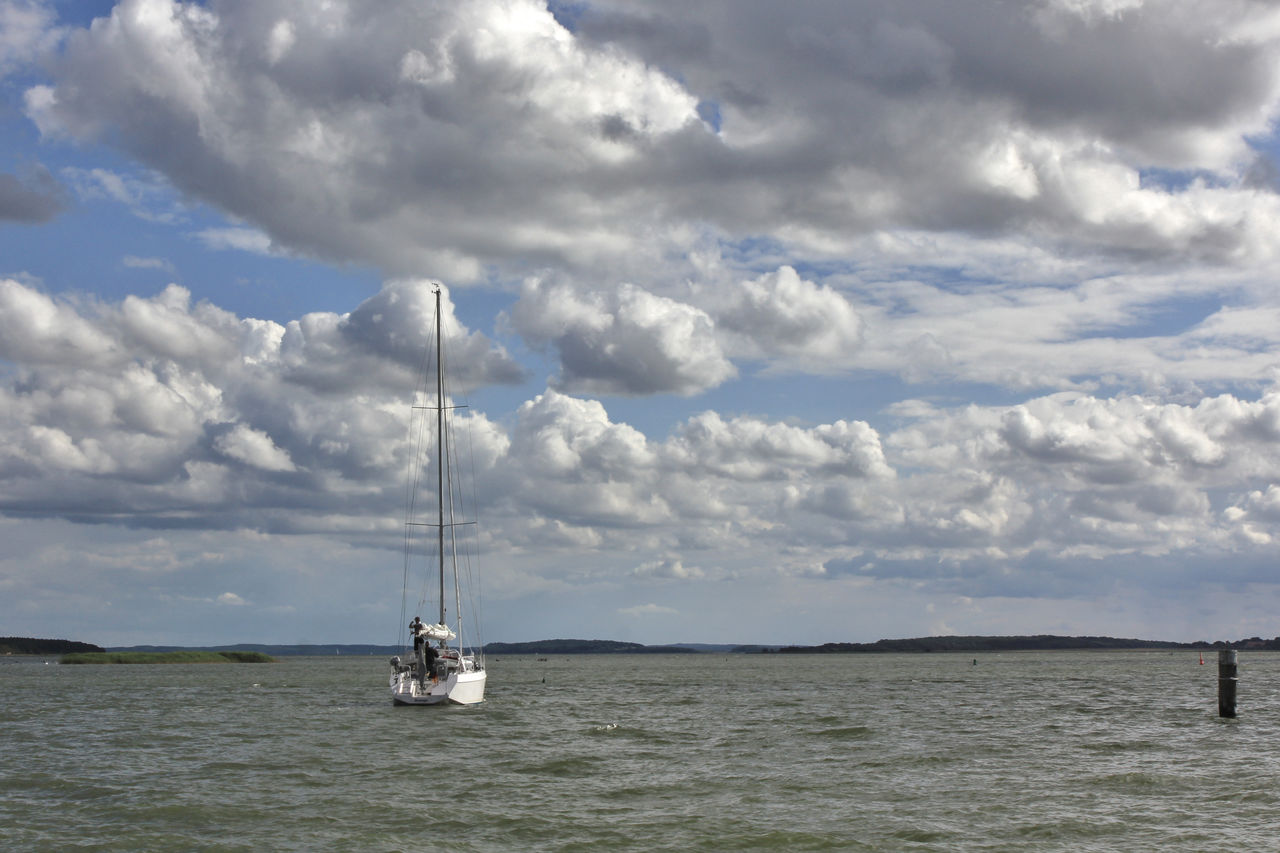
[{"left": 2, "top": 651, "right": 1277, "bottom": 851}]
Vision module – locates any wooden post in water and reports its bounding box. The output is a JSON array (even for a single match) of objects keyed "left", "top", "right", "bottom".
[{"left": 1218, "top": 649, "right": 1238, "bottom": 718}]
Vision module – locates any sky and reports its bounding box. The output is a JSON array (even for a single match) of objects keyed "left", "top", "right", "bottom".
[{"left": 4, "top": 0, "right": 1280, "bottom": 648}]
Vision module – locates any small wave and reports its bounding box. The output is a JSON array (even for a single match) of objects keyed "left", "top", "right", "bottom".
[
  {"left": 1091, "top": 770, "right": 1183, "bottom": 793},
  {"left": 1082, "top": 739, "right": 1157, "bottom": 754},
  {"left": 519, "top": 755, "right": 602, "bottom": 777},
  {"left": 812, "top": 725, "right": 874, "bottom": 741}
]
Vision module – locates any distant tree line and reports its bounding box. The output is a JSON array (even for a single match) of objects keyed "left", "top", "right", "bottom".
[
  {"left": 60, "top": 650, "right": 274, "bottom": 664},
  {"left": 10, "top": 634, "right": 1280, "bottom": 657},
  {"left": 1, "top": 637, "right": 104, "bottom": 655},
  {"left": 484, "top": 638, "right": 697, "bottom": 654},
  {"left": 775, "top": 635, "right": 1280, "bottom": 653}
]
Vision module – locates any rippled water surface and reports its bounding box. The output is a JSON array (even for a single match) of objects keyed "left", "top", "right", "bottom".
[{"left": 3, "top": 651, "right": 1279, "bottom": 851}]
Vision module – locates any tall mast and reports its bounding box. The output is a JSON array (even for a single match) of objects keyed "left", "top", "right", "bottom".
[{"left": 435, "top": 287, "right": 446, "bottom": 629}]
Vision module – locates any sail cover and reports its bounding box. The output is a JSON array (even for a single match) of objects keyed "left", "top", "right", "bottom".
[{"left": 416, "top": 622, "right": 456, "bottom": 641}]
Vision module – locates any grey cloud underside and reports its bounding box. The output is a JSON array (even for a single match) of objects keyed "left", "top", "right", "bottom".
[
  {"left": 26, "top": 0, "right": 1280, "bottom": 278},
  {"left": 567, "top": 0, "right": 1280, "bottom": 250},
  {"left": 9, "top": 0, "right": 1280, "bottom": 616},
  {"left": 4, "top": 277, "right": 1280, "bottom": 593},
  {"left": 0, "top": 166, "right": 66, "bottom": 223}
]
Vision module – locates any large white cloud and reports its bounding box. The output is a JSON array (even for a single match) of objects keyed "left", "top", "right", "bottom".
[
  {"left": 563, "top": 0, "right": 1280, "bottom": 263},
  {"left": 7, "top": 273, "right": 1280, "bottom": 649},
  {"left": 21, "top": 0, "right": 1280, "bottom": 284},
  {"left": 710, "top": 266, "right": 864, "bottom": 369},
  {"left": 24, "top": 0, "right": 704, "bottom": 279},
  {"left": 9, "top": 1, "right": 1280, "bottom": 644},
  {"left": 15, "top": 0, "right": 1280, "bottom": 408},
  {"left": 9, "top": 276, "right": 1280, "bottom": 577},
  {"left": 0, "top": 278, "right": 520, "bottom": 527},
  {"left": 510, "top": 278, "right": 736, "bottom": 396}
]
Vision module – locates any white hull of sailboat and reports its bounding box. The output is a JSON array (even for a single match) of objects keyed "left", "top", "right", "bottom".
[{"left": 390, "top": 668, "right": 487, "bottom": 706}]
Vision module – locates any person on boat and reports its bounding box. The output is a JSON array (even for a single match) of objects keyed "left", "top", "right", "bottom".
[
  {"left": 410, "top": 616, "right": 430, "bottom": 682},
  {"left": 424, "top": 643, "right": 439, "bottom": 682}
]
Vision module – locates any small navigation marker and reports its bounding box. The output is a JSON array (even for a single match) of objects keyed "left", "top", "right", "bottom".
[{"left": 1218, "top": 650, "right": 1238, "bottom": 718}]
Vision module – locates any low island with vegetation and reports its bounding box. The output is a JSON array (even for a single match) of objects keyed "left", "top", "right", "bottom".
[{"left": 60, "top": 650, "right": 275, "bottom": 664}]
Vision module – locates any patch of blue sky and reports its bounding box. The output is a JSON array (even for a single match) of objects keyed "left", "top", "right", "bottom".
[
  {"left": 1247, "top": 125, "right": 1280, "bottom": 157},
  {"left": 1, "top": 176, "right": 382, "bottom": 324},
  {"left": 1137, "top": 167, "right": 1229, "bottom": 192},
  {"left": 546, "top": 0, "right": 588, "bottom": 33},
  {"left": 716, "top": 234, "right": 808, "bottom": 274},
  {"left": 696, "top": 100, "right": 722, "bottom": 133},
  {"left": 1, "top": 84, "right": 49, "bottom": 160},
  {"left": 50, "top": 0, "right": 117, "bottom": 28},
  {"left": 1070, "top": 293, "right": 1224, "bottom": 341},
  {"left": 2, "top": 124, "right": 382, "bottom": 322}
]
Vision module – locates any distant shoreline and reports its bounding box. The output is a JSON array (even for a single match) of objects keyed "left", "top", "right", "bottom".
[
  {"left": 6, "top": 634, "right": 1278, "bottom": 658},
  {"left": 60, "top": 651, "right": 275, "bottom": 665}
]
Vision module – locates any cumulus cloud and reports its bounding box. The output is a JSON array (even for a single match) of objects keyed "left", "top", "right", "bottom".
[
  {"left": 510, "top": 279, "right": 735, "bottom": 396},
  {"left": 22, "top": 0, "right": 1280, "bottom": 284},
  {"left": 619, "top": 603, "right": 678, "bottom": 616},
  {"left": 275, "top": 281, "right": 524, "bottom": 398},
  {"left": 9, "top": 275, "right": 1280, "bottom": 641},
  {"left": 1, "top": 275, "right": 904, "bottom": 570},
  {"left": 563, "top": 0, "right": 1280, "bottom": 264},
  {"left": 0, "top": 278, "right": 519, "bottom": 528},
  {"left": 343, "top": 280, "right": 526, "bottom": 391},
  {"left": 25, "top": 0, "right": 704, "bottom": 279},
  {"left": 213, "top": 424, "right": 296, "bottom": 472},
  {"left": 632, "top": 556, "right": 704, "bottom": 580},
  {"left": 711, "top": 266, "right": 863, "bottom": 368},
  {"left": 671, "top": 411, "right": 894, "bottom": 482},
  {"left": 0, "top": 279, "right": 119, "bottom": 365},
  {"left": 11, "top": 1, "right": 1280, "bottom": 644},
  {"left": 485, "top": 386, "right": 906, "bottom": 568},
  {"left": 882, "top": 390, "right": 1280, "bottom": 565},
  {"left": 14, "top": 270, "right": 1280, "bottom": 587},
  {"left": 0, "top": 0, "right": 61, "bottom": 80}
]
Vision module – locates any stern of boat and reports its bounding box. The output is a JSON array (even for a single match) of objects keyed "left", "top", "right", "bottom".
[{"left": 389, "top": 654, "right": 485, "bottom": 705}]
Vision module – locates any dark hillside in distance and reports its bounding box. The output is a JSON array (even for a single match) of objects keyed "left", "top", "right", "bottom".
[
  {"left": 108, "top": 643, "right": 395, "bottom": 656},
  {"left": 1, "top": 637, "right": 103, "bottom": 655},
  {"left": 62, "top": 651, "right": 274, "bottom": 664},
  {"left": 35, "top": 634, "right": 1280, "bottom": 657},
  {"left": 484, "top": 639, "right": 697, "bottom": 654},
  {"left": 775, "top": 635, "right": 1252, "bottom": 653}
]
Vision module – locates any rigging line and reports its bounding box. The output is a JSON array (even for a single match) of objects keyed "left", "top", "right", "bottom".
[
  {"left": 435, "top": 322, "right": 485, "bottom": 660},
  {"left": 437, "top": 289, "right": 482, "bottom": 655},
  {"left": 441, "top": 295, "right": 467, "bottom": 644},
  {"left": 399, "top": 289, "right": 440, "bottom": 649},
  {"left": 434, "top": 288, "right": 448, "bottom": 630},
  {"left": 462, "top": 398, "right": 486, "bottom": 659}
]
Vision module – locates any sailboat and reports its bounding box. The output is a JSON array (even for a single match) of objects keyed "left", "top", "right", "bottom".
[{"left": 389, "top": 286, "right": 487, "bottom": 706}]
